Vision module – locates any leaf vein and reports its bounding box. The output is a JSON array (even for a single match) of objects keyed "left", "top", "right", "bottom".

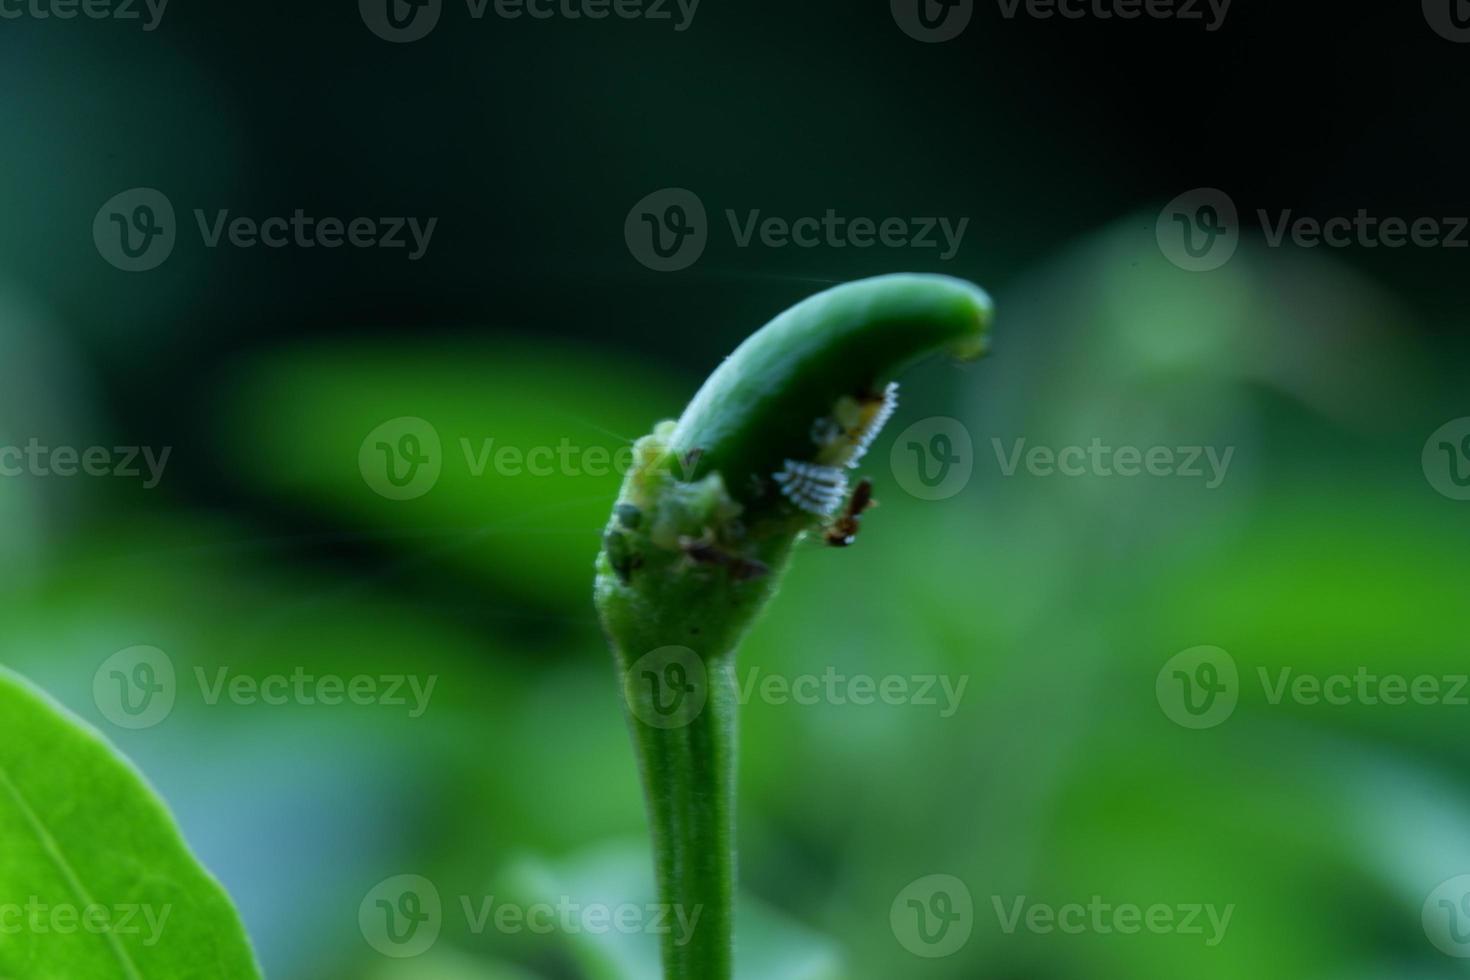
[{"left": 0, "top": 763, "right": 145, "bottom": 980}]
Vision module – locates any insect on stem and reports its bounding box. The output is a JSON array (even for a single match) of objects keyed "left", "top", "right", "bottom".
[{"left": 594, "top": 274, "right": 993, "bottom": 980}]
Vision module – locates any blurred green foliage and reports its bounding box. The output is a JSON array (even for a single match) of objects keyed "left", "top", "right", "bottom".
[{"left": 2, "top": 216, "right": 1468, "bottom": 979}]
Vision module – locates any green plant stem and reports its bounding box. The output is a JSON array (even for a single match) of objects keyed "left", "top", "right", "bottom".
[
  {"left": 596, "top": 274, "right": 992, "bottom": 980},
  {"left": 606, "top": 541, "right": 788, "bottom": 978},
  {"left": 627, "top": 652, "right": 736, "bottom": 977}
]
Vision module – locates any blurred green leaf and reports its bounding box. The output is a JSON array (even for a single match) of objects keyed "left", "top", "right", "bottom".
[
  {"left": 219, "top": 339, "right": 685, "bottom": 607},
  {"left": 501, "top": 841, "right": 842, "bottom": 980},
  {"left": 0, "top": 667, "right": 260, "bottom": 979}
]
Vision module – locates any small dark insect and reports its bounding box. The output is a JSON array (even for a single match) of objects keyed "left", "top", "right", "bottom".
[
  {"left": 680, "top": 533, "right": 769, "bottom": 581},
  {"left": 604, "top": 530, "right": 643, "bottom": 584},
  {"left": 678, "top": 448, "right": 705, "bottom": 479},
  {"left": 825, "top": 478, "right": 876, "bottom": 547}
]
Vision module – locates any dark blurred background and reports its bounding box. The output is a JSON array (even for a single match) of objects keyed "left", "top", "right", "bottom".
[{"left": 2, "top": 1, "right": 1469, "bottom": 977}]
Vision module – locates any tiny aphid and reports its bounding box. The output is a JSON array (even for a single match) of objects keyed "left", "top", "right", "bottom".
[
  {"left": 824, "top": 478, "right": 875, "bottom": 547},
  {"left": 604, "top": 530, "right": 643, "bottom": 583}
]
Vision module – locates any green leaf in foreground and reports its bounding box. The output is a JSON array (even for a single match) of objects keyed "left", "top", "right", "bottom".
[
  {"left": 594, "top": 274, "right": 994, "bottom": 980},
  {"left": 0, "top": 667, "right": 260, "bottom": 980}
]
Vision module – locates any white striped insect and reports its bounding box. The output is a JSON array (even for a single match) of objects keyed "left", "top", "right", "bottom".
[{"left": 772, "top": 460, "right": 849, "bottom": 516}]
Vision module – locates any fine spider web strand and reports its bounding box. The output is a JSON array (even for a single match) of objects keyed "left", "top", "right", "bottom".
[{"left": 532, "top": 406, "right": 640, "bottom": 450}]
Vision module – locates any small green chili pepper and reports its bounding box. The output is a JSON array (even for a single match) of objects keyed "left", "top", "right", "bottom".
[{"left": 594, "top": 273, "right": 993, "bottom": 980}]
